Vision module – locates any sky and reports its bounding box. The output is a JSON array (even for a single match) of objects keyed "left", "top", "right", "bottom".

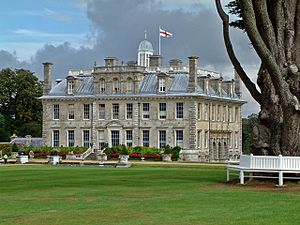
[{"left": 0, "top": 0, "right": 260, "bottom": 116}]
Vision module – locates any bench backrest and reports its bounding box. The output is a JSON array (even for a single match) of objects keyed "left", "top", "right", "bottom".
[{"left": 240, "top": 154, "right": 300, "bottom": 170}]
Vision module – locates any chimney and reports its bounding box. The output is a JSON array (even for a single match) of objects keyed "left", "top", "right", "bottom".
[
  {"left": 104, "top": 57, "right": 118, "bottom": 67},
  {"left": 188, "top": 56, "right": 199, "bottom": 92},
  {"left": 149, "top": 55, "right": 162, "bottom": 70},
  {"left": 43, "top": 62, "right": 53, "bottom": 95},
  {"left": 169, "top": 59, "right": 183, "bottom": 71}
]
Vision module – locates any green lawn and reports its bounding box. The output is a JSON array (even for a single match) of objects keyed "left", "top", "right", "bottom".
[{"left": 0, "top": 164, "right": 299, "bottom": 225}]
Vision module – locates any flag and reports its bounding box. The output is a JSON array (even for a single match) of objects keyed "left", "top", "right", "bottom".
[{"left": 160, "top": 28, "right": 173, "bottom": 37}]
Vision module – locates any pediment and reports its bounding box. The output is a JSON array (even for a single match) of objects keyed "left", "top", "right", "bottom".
[{"left": 106, "top": 121, "right": 123, "bottom": 128}]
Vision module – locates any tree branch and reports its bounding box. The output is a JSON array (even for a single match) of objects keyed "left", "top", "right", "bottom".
[
  {"left": 215, "top": 0, "right": 262, "bottom": 104},
  {"left": 252, "top": 1, "right": 278, "bottom": 57},
  {"left": 240, "top": 0, "right": 290, "bottom": 106},
  {"left": 293, "top": 0, "right": 300, "bottom": 68},
  {"left": 283, "top": 0, "right": 297, "bottom": 63}
]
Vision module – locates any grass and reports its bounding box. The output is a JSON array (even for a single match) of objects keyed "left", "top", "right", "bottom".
[{"left": 0, "top": 164, "right": 300, "bottom": 225}]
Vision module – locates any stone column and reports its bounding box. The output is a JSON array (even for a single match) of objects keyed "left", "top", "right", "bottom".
[{"left": 188, "top": 99, "right": 197, "bottom": 150}]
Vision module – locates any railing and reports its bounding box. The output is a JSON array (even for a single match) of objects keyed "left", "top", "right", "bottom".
[
  {"left": 80, "top": 147, "right": 93, "bottom": 160},
  {"left": 239, "top": 154, "right": 300, "bottom": 170}
]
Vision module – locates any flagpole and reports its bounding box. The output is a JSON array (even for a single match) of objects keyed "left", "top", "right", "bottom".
[{"left": 158, "top": 25, "right": 161, "bottom": 56}]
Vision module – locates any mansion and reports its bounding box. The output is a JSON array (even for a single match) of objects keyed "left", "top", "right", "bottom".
[{"left": 40, "top": 35, "right": 245, "bottom": 162}]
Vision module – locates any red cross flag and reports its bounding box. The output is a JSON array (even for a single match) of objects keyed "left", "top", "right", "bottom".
[{"left": 160, "top": 28, "right": 173, "bottom": 37}]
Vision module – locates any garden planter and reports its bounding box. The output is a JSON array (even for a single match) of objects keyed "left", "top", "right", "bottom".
[
  {"left": 48, "top": 155, "right": 61, "bottom": 165},
  {"left": 16, "top": 155, "right": 29, "bottom": 164},
  {"left": 162, "top": 154, "right": 172, "bottom": 162},
  {"left": 97, "top": 153, "right": 107, "bottom": 162},
  {"left": 119, "top": 155, "right": 129, "bottom": 164}
]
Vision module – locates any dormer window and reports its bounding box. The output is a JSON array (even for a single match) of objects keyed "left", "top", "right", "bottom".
[
  {"left": 113, "top": 78, "right": 120, "bottom": 93},
  {"left": 159, "top": 78, "right": 166, "bottom": 92},
  {"left": 127, "top": 77, "right": 133, "bottom": 93},
  {"left": 99, "top": 78, "right": 105, "bottom": 93},
  {"left": 67, "top": 80, "right": 75, "bottom": 95}
]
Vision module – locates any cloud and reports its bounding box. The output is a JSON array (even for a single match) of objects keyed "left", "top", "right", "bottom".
[{"left": 0, "top": 0, "right": 260, "bottom": 116}]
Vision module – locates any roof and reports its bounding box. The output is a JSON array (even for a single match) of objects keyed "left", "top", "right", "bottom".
[
  {"left": 138, "top": 40, "right": 154, "bottom": 52},
  {"left": 40, "top": 71, "right": 244, "bottom": 103},
  {"left": 12, "top": 137, "right": 44, "bottom": 147}
]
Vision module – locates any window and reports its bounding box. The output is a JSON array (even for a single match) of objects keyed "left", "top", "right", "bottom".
[
  {"left": 83, "top": 130, "right": 90, "bottom": 148},
  {"left": 127, "top": 78, "right": 133, "bottom": 93},
  {"left": 126, "top": 130, "right": 133, "bottom": 147},
  {"left": 83, "top": 104, "right": 90, "bottom": 120},
  {"left": 197, "top": 130, "right": 202, "bottom": 148},
  {"left": 176, "top": 103, "right": 184, "bottom": 119},
  {"left": 111, "top": 130, "right": 120, "bottom": 146},
  {"left": 223, "top": 106, "right": 227, "bottom": 122},
  {"left": 99, "top": 79, "right": 105, "bottom": 93},
  {"left": 68, "top": 104, "right": 74, "bottom": 120},
  {"left": 113, "top": 78, "right": 120, "bottom": 93},
  {"left": 112, "top": 103, "right": 119, "bottom": 119},
  {"left": 98, "top": 130, "right": 105, "bottom": 150},
  {"left": 217, "top": 105, "right": 221, "bottom": 121},
  {"left": 159, "top": 78, "right": 166, "bottom": 92},
  {"left": 235, "top": 131, "right": 239, "bottom": 148},
  {"left": 126, "top": 103, "right": 133, "bottom": 119},
  {"left": 143, "top": 130, "right": 150, "bottom": 147},
  {"left": 228, "top": 106, "right": 233, "bottom": 122},
  {"left": 53, "top": 130, "right": 59, "bottom": 147},
  {"left": 198, "top": 103, "right": 202, "bottom": 120},
  {"left": 235, "top": 107, "right": 239, "bottom": 122},
  {"left": 67, "top": 80, "right": 75, "bottom": 94},
  {"left": 142, "top": 103, "right": 150, "bottom": 119},
  {"left": 159, "top": 130, "right": 166, "bottom": 149},
  {"left": 53, "top": 104, "right": 59, "bottom": 120},
  {"left": 159, "top": 103, "right": 166, "bottom": 119},
  {"left": 175, "top": 130, "right": 183, "bottom": 148},
  {"left": 204, "top": 131, "right": 209, "bottom": 148},
  {"left": 212, "top": 104, "right": 215, "bottom": 121},
  {"left": 68, "top": 130, "right": 75, "bottom": 147},
  {"left": 99, "top": 104, "right": 105, "bottom": 119},
  {"left": 204, "top": 104, "right": 208, "bottom": 120}
]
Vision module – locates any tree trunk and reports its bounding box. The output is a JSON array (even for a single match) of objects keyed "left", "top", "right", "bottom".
[{"left": 216, "top": 0, "right": 300, "bottom": 155}]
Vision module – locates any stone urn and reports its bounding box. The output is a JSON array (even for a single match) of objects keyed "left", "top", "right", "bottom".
[
  {"left": 162, "top": 154, "right": 172, "bottom": 162},
  {"left": 48, "top": 155, "right": 61, "bottom": 165},
  {"left": 97, "top": 152, "right": 107, "bottom": 162},
  {"left": 119, "top": 155, "right": 129, "bottom": 164}
]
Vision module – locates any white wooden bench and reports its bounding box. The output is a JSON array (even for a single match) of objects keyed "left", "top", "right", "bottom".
[{"left": 227, "top": 154, "right": 300, "bottom": 186}]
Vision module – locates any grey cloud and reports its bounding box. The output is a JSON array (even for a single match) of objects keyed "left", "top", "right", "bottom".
[{"left": 0, "top": 0, "right": 260, "bottom": 116}]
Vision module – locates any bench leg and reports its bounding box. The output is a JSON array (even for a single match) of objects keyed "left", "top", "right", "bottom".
[
  {"left": 240, "top": 170, "right": 244, "bottom": 185},
  {"left": 278, "top": 171, "right": 283, "bottom": 186},
  {"left": 227, "top": 169, "right": 230, "bottom": 181}
]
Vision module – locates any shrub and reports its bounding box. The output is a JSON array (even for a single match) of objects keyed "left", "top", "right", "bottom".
[{"left": 0, "top": 144, "right": 12, "bottom": 156}]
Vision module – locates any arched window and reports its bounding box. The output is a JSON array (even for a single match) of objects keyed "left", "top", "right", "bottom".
[
  {"left": 127, "top": 77, "right": 133, "bottom": 93},
  {"left": 113, "top": 78, "right": 120, "bottom": 93},
  {"left": 99, "top": 78, "right": 105, "bottom": 93}
]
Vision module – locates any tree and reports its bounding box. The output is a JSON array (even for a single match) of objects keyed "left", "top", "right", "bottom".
[
  {"left": 215, "top": 0, "right": 300, "bottom": 155},
  {"left": 0, "top": 68, "right": 43, "bottom": 137},
  {"left": 242, "top": 114, "right": 258, "bottom": 154}
]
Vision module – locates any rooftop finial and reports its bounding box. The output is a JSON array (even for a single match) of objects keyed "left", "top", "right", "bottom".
[{"left": 144, "top": 30, "right": 147, "bottom": 40}]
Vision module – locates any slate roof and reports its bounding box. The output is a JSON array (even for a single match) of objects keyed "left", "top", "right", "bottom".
[{"left": 41, "top": 71, "right": 243, "bottom": 102}]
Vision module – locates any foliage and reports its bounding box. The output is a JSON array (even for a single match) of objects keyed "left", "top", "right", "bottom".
[
  {"left": 0, "top": 113, "right": 9, "bottom": 141},
  {"left": 226, "top": 0, "right": 244, "bottom": 29},
  {"left": 0, "top": 68, "right": 43, "bottom": 137},
  {"left": 242, "top": 114, "right": 258, "bottom": 154},
  {"left": 162, "top": 145, "right": 181, "bottom": 160},
  {"left": 19, "top": 146, "right": 88, "bottom": 158},
  {"left": 11, "top": 142, "right": 18, "bottom": 152},
  {"left": 0, "top": 144, "right": 12, "bottom": 156}
]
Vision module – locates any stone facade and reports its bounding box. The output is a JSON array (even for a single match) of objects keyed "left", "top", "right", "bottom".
[{"left": 40, "top": 38, "right": 245, "bottom": 162}]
